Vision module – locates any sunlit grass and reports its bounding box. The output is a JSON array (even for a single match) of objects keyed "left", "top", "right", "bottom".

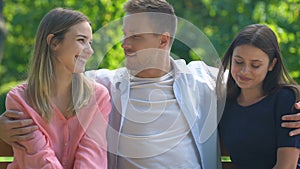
[
  {"left": 0, "top": 156, "right": 13, "bottom": 162},
  {"left": 221, "top": 156, "right": 232, "bottom": 163}
]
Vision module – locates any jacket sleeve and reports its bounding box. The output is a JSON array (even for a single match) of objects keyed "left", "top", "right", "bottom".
[
  {"left": 85, "top": 69, "right": 116, "bottom": 90},
  {"left": 6, "top": 91, "right": 63, "bottom": 169}
]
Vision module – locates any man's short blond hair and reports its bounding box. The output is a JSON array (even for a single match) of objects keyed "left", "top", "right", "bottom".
[{"left": 124, "top": 0, "right": 177, "bottom": 45}]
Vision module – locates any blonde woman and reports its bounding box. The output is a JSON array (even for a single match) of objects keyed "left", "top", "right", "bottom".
[{"left": 6, "top": 8, "right": 111, "bottom": 169}]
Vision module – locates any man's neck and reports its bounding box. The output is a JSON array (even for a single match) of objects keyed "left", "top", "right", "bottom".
[{"left": 133, "top": 68, "right": 171, "bottom": 78}]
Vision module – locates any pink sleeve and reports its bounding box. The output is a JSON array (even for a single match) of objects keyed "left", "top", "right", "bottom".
[
  {"left": 6, "top": 89, "right": 63, "bottom": 169},
  {"left": 73, "top": 135, "right": 107, "bottom": 169},
  {"left": 96, "top": 83, "right": 111, "bottom": 122},
  {"left": 73, "top": 83, "right": 111, "bottom": 169}
]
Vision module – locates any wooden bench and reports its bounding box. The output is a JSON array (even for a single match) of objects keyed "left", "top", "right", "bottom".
[{"left": 0, "top": 139, "right": 13, "bottom": 169}]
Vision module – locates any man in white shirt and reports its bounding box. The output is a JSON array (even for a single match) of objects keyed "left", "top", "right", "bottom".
[{"left": 85, "top": 1, "right": 221, "bottom": 168}]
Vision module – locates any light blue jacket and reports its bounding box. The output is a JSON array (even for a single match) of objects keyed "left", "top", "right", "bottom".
[{"left": 86, "top": 59, "right": 222, "bottom": 169}]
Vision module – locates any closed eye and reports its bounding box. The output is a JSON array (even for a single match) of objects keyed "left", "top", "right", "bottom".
[
  {"left": 234, "top": 60, "right": 243, "bottom": 65},
  {"left": 252, "top": 65, "right": 261, "bottom": 68}
]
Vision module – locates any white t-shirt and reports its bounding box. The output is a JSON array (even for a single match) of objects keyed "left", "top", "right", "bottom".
[{"left": 118, "top": 71, "right": 201, "bottom": 169}]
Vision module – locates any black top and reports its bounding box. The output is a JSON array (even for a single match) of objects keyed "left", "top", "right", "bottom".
[{"left": 219, "top": 87, "right": 300, "bottom": 169}]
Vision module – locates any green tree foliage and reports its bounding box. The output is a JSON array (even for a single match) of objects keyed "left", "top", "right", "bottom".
[
  {"left": 0, "top": 0, "right": 5, "bottom": 61},
  {"left": 169, "top": 0, "right": 300, "bottom": 82},
  {"left": 0, "top": 0, "right": 299, "bottom": 114}
]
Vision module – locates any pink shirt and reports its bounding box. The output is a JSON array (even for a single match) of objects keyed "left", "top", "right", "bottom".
[{"left": 6, "top": 82, "right": 111, "bottom": 169}]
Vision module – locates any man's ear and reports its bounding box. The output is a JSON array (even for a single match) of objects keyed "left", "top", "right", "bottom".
[
  {"left": 46, "top": 34, "right": 59, "bottom": 50},
  {"left": 159, "top": 32, "right": 171, "bottom": 48}
]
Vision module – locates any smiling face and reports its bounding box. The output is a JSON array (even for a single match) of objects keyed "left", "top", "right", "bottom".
[
  {"left": 230, "top": 44, "right": 277, "bottom": 92},
  {"left": 52, "top": 21, "right": 93, "bottom": 74},
  {"left": 121, "top": 13, "right": 171, "bottom": 77}
]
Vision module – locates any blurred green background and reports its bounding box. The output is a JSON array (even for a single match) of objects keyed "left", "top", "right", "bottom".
[{"left": 0, "top": 0, "right": 299, "bottom": 114}]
